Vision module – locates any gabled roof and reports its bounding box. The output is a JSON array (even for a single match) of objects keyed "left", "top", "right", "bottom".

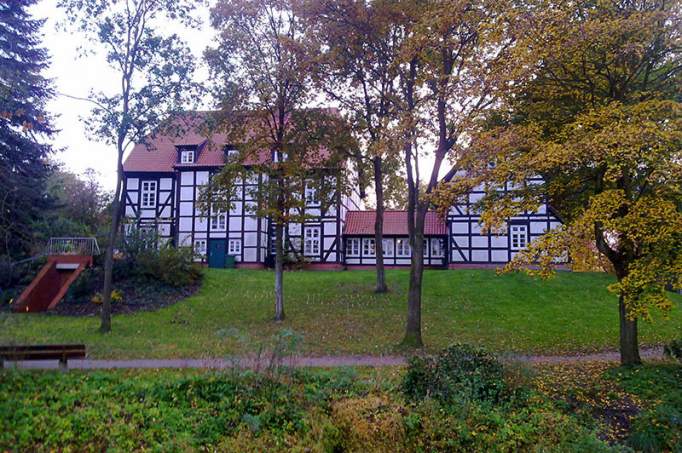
[
  {"left": 343, "top": 211, "right": 447, "bottom": 236},
  {"left": 123, "top": 111, "right": 341, "bottom": 173}
]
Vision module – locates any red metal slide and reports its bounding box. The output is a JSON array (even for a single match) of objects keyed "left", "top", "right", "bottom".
[{"left": 13, "top": 238, "right": 99, "bottom": 313}]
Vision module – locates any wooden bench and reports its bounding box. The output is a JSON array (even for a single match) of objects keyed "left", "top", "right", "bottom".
[{"left": 0, "top": 344, "right": 86, "bottom": 370}]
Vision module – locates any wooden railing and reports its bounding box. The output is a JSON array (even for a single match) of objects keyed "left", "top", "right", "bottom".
[{"left": 47, "top": 237, "right": 100, "bottom": 256}]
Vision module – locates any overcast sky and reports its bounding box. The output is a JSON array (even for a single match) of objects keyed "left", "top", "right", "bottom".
[
  {"left": 31, "top": 1, "right": 439, "bottom": 195},
  {"left": 31, "top": 0, "right": 214, "bottom": 190}
]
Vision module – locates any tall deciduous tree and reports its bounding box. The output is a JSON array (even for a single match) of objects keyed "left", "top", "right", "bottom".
[
  {"left": 398, "top": 0, "right": 518, "bottom": 347},
  {"left": 207, "top": 0, "right": 350, "bottom": 321},
  {"left": 306, "top": 0, "right": 406, "bottom": 293},
  {"left": 446, "top": 0, "right": 682, "bottom": 365},
  {"left": 59, "top": 0, "right": 199, "bottom": 333},
  {"left": 0, "top": 0, "right": 55, "bottom": 259}
]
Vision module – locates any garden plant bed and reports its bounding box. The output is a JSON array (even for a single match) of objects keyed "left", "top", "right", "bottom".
[
  {"left": 1, "top": 358, "right": 679, "bottom": 451},
  {"left": 52, "top": 278, "right": 201, "bottom": 316}
]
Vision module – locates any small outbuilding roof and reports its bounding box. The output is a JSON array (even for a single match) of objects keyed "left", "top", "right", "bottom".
[{"left": 343, "top": 211, "right": 447, "bottom": 236}]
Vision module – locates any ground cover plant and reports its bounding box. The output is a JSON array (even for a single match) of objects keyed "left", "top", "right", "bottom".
[
  {"left": 2, "top": 344, "right": 661, "bottom": 452},
  {"left": 1, "top": 269, "right": 680, "bottom": 359},
  {"left": 533, "top": 361, "right": 682, "bottom": 451}
]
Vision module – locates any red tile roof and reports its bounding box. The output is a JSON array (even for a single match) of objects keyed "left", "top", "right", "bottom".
[
  {"left": 344, "top": 211, "right": 447, "bottom": 236},
  {"left": 123, "top": 111, "right": 340, "bottom": 173}
]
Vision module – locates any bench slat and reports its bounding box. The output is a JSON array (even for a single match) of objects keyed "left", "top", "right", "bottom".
[
  {"left": 0, "top": 344, "right": 85, "bottom": 353},
  {"left": 1, "top": 351, "right": 86, "bottom": 361},
  {"left": 0, "top": 344, "right": 86, "bottom": 362}
]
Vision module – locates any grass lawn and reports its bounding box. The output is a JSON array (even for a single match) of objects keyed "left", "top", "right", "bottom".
[{"left": 1, "top": 269, "right": 680, "bottom": 359}]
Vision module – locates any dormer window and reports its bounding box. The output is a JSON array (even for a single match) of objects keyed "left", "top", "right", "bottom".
[
  {"left": 180, "top": 150, "right": 195, "bottom": 164},
  {"left": 224, "top": 146, "right": 239, "bottom": 160},
  {"left": 273, "top": 150, "right": 288, "bottom": 163}
]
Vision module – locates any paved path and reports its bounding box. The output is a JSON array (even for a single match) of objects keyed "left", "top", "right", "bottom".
[{"left": 6, "top": 347, "right": 665, "bottom": 370}]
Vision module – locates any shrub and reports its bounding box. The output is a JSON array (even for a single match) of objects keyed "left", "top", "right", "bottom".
[
  {"left": 629, "top": 404, "right": 682, "bottom": 452},
  {"left": 402, "top": 343, "right": 506, "bottom": 404},
  {"left": 137, "top": 246, "right": 202, "bottom": 288},
  {"left": 66, "top": 266, "right": 101, "bottom": 302},
  {"left": 331, "top": 395, "right": 406, "bottom": 452},
  {"left": 664, "top": 339, "right": 682, "bottom": 363},
  {"left": 0, "top": 256, "right": 48, "bottom": 305}
]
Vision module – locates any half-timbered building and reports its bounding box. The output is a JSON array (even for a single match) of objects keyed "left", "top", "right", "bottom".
[
  {"left": 122, "top": 124, "right": 361, "bottom": 269},
  {"left": 445, "top": 176, "right": 563, "bottom": 268},
  {"left": 123, "top": 121, "right": 561, "bottom": 270},
  {"left": 343, "top": 211, "right": 448, "bottom": 268}
]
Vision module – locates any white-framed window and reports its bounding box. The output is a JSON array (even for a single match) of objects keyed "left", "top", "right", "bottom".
[
  {"left": 304, "top": 227, "right": 320, "bottom": 255},
  {"left": 180, "top": 150, "right": 195, "bottom": 163},
  {"left": 273, "top": 151, "right": 288, "bottom": 163},
  {"left": 510, "top": 224, "right": 528, "bottom": 250},
  {"left": 228, "top": 239, "right": 242, "bottom": 255},
  {"left": 225, "top": 147, "right": 239, "bottom": 159},
  {"left": 431, "top": 238, "right": 444, "bottom": 257},
  {"left": 194, "top": 239, "right": 207, "bottom": 256},
  {"left": 382, "top": 239, "right": 394, "bottom": 257},
  {"left": 362, "top": 238, "right": 375, "bottom": 256},
  {"left": 305, "top": 181, "right": 320, "bottom": 206},
  {"left": 346, "top": 238, "right": 360, "bottom": 257},
  {"left": 141, "top": 181, "right": 157, "bottom": 208},
  {"left": 396, "top": 238, "right": 411, "bottom": 257},
  {"left": 210, "top": 204, "right": 227, "bottom": 231}
]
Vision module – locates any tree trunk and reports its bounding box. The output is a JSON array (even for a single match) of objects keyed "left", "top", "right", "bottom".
[
  {"left": 400, "top": 59, "right": 423, "bottom": 348},
  {"left": 274, "top": 182, "right": 285, "bottom": 322},
  {"left": 619, "top": 294, "right": 641, "bottom": 366},
  {"left": 373, "top": 156, "right": 387, "bottom": 293},
  {"left": 100, "top": 149, "right": 124, "bottom": 333},
  {"left": 403, "top": 203, "right": 426, "bottom": 348}
]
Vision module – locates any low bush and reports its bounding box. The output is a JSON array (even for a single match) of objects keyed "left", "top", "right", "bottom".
[
  {"left": 404, "top": 395, "right": 616, "bottom": 453},
  {"left": 117, "top": 227, "right": 201, "bottom": 287},
  {"left": 607, "top": 364, "right": 682, "bottom": 452},
  {"left": 0, "top": 256, "right": 46, "bottom": 305},
  {"left": 629, "top": 404, "right": 682, "bottom": 453},
  {"left": 331, "top": 395, "right": 406, "bottom": 452},
  {"left": 402, "top": 343, "right": 506, "bottom": 404},
  {"left": 136, "top": 246, "right": 202, "bottom": 288}
]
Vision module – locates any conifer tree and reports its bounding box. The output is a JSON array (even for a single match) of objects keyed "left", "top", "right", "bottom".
[{"left": 0, "top": 0, "right": 55, "bottom": 258}]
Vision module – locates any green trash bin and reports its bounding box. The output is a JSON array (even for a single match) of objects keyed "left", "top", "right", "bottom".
[{"left": 225, "top": 255, "right": 236, "bottom": 269}]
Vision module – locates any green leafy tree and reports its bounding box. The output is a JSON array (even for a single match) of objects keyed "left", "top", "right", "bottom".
[
  {"left": 58, "top": 0, "right": 199, "bottom": 332},
  {"left": 32, "top": 166, "right": 112, "bottom": 246},
  {"left": 45, "top": 167, "right": 112, "bottom": 233},
  {"left": 397, "top": 0, "right": 518, "bottom": 347},
  {"left": 0, "top": 0, "right": 55, "bottom": 259},
  {"left": 438, "top": 0, "right": 682, "bottom": 365},
  {"left": 207, "top": 0, "right": 352, "bottom": 321},
  {"left": 306, "top": 0, "right": 407, "bottom": 293}
]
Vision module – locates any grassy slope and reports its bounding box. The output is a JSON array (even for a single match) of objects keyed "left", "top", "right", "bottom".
[{"left": 1, "top": 269, "right": 680, "bottom": 359}]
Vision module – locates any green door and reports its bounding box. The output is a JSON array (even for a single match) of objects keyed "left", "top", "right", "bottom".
[{"left": 208, "top": 239, "right": 226, "bottom": 268}]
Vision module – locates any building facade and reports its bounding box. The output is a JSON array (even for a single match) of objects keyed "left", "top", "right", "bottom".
[
  {"left": 122, "top": 126, "right": 361, "bottom": 269},
  {"left": 122, "top": 128, "right": 562, "bottom": 269},
  {"left": 446, "top": 177, "right": 563, "bottom": 267}
]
